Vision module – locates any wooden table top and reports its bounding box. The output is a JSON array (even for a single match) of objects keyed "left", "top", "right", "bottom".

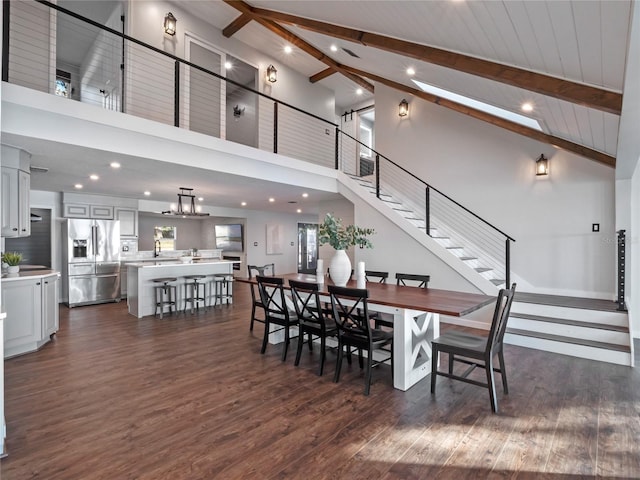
[{"left": 236, "top": 273, "right": 496, "bottom": 317}]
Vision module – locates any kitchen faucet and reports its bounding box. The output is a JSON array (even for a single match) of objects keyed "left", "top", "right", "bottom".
[{"left": 154, "top": 240, "right": 161, "bottom": 257}]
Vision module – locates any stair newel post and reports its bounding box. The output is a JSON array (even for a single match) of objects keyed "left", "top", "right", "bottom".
[
  {"left": 375, "top": 154, "right": 380, "bottom": 199},
  {"left": 334, "top": 127, "right": 340, "bottom": 170},
  {"left": 173, "top": 61, "right": 180, "bottom": 127},
  {"left": 273, "top": 102, "right": 278, "bottom": 154},
  {"left": 617, "top": 229, "right": 627, "bottom": 311},
  {"left": 425, "top": 186, "right": 431, "bottom": 237},
  {"left": 505, "top": 238, "right": 511, "bottom": 288}
]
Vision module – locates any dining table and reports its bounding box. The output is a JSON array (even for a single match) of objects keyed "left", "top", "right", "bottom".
[{"left": 237, "top": 273, "right": 496, "bottom": 391}]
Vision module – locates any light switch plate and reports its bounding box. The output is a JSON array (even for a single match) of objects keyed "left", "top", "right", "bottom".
[{"left": 592, "top": 223, "right": 600, "bottom": 232}]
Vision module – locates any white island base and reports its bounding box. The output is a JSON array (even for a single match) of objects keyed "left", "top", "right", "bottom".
[{"left": 127, "top": 260, "right": 237, "bottom": 318}]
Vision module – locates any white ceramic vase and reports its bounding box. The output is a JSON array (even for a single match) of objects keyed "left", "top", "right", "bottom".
[{"left": 329, "top": 249, "right": 351, "bottom": 287}]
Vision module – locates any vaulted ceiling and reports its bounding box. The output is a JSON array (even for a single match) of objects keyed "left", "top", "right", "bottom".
[{"left": 178, "top": 0, "right": 633, "bottom": 167}]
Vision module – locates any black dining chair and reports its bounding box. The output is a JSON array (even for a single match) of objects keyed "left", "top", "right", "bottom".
[
  {"left": 395, "top": 272, "right": 430, "bottom": 288},
  {"left": 363, "top": 270, "right": 393, "bottom": 329},
  {"left": 289, "top": 280, "right": 337, "bottom": 376},
  {"left": 247, "top": 263, "right": 275, "bottom": 331},
  {"left": 329, "top": 285, "right": 393, "bottom": 395},
  {"left": 256, "top": 275, "right": 298, "bottom": 361},
  {"left": 365, "top": 270, "right": 389, "bottom": 283},
  {"left": 431, "top": 283, "right": 516, "bottom": 413}
]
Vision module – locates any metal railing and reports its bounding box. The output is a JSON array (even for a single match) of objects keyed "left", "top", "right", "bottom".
[{"left": 3, "top": 0, "right": 514, "bottom": 286}]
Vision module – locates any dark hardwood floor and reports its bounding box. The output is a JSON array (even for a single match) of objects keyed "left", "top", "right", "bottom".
[{"left": 2, "top": 287, "right": 640, "bottom": 479}]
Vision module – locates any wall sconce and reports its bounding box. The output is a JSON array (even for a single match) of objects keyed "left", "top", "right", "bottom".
[
  {"left": 536, "top": 154, "right": 549, "bottom": 176},
  {"left": 233, "top": 105, "right": 245, "bottom": 118},
  {"left": 163, "top": 12, "right": 177, "bottom": 36},
  {"left": 398, "top": 99, "right": 409, "bottom": 117},
  {"left": 266, "top": 64, "right": 277, "bottom": 83}
]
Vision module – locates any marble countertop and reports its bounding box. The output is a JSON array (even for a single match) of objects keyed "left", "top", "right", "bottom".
[
  {"left": 1, "top": 269, "right": 60, "bottom": 281},
  {"left": 126, "top": 259, "right": 238, "bottom": 268}
]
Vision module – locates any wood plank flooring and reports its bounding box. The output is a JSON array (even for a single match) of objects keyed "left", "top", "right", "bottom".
[{"left": 2, "top": 287, "right": 640, "bottom": 479}]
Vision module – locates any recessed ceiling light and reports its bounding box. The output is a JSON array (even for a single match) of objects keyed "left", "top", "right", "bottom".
[
  {"left": 330, "top": 44, "right": 338, "bottom": 52},
  {"left": 356, "top": 88, "right": 363, "bottom": 95},
  {"left": 144, "top": 191, "right": 151, "bottom": 196},
  {"left": 406, "top": 67, "right": 415, "bottom": 76},
  {"left": 74, "top": 184, "right": 83, "bottom": 189},
  {"left": 302, "top": 193, "right": 308, "bottom": 198},
  {"left": 284, "top": 45, "right": 292, "bottom": 54},
  {"left": 198, "top": 197, "right": 204, "bottom": 201},
  {"left": 269, "top": 198, "right": 275, "bottom": 203},
  {"left": 296, "top": 208, "right": 302, "bottom": 213},
  {"left": 241, "top": 201, "right": 247, "bottom": 206},
  {"left": 110, "top": 161, "right": 121, "bottom": 169},
  {"left": 89, "top": 174, "right": 99, "bottom": 181},
  {"left": 224, "top": 61, "right": 232, "bottom": 69},
  {"left": 521, "top": 102, "right": 533, "bottom": 112}
]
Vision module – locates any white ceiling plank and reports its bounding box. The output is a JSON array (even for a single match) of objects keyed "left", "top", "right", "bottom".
[
  {"left": 545, "top": 1, "right": 583, "bottom": 81},
  {"left": 572, "top": 0, "right": 604, "bottom": 87},
  {"left": 601, "top": 0, "right": 632, "bottom": 91}
]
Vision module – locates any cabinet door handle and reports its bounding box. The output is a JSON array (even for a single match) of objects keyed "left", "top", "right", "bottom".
[
  {"left": 12, "top": 227, "right": 18, "bottom": 231},
  {"left": 36, "top": 282, "right": 41, "bottom": 285}
]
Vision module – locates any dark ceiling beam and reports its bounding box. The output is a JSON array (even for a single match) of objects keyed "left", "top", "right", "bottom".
[
  {"left": 249, "top": 7, "right": 623, "bottom": 115},
  {"left": 340, "top": 65, "right": 615, "bottom": 167},
  {"left": 222, "top": 1, "right": 374, "bottom": 93},
  {"left": 222, "top": 13, "right": 252, "bottom": 37},
  {"left": 309, "top": 67, "right": 337, "bottom": 83}
]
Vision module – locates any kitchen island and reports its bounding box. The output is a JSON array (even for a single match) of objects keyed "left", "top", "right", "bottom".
[{"left": 127, "top": 260, "right": 238, "bottom": 318}]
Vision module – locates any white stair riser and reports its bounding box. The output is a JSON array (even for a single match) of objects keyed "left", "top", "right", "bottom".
[
  {"left": 508, "top": 317, "right": 629, "bottom": 345},
  {"left": 505, "top": 333, "right": 631, "bottom": 366},
  {"left": 511, "top": 302, "right": 628, "bottom": 326}
]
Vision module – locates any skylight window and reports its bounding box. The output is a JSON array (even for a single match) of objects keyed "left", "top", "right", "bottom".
[{"left": 411, "top": 79, "right": 542, "bottom": 131}]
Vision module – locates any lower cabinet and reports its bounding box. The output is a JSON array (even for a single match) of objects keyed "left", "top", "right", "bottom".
[{"left": 2, "top": 273, "right": 59, "bottom": 358}]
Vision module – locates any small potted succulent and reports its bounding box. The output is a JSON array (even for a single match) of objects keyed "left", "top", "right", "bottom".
[{"left": 2, "top": 251, "right": 23, "bottom": 273}]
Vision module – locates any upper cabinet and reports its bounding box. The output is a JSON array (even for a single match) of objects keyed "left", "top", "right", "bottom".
[
  {"left": 63, "top": 203, "right": 114, "bottom": 219},
  {"left": 1, "top": 146, "right": 31, "bottom": 238},
  {"left": 115, "top": 207, "right": 138, "bottom": 237}
]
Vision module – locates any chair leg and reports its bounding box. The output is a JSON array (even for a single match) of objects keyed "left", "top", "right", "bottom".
[
  {"left": 282, "top": 325, "right": 290, "bottom": 361},
  {"left": 307, "top": 333, "right": 313, "bottom": 351},
  {"left": 319, "top": 336, "right": 326, "bottom": 376},
  {"left": 250, "top": 303, "right": 256, "bottom": 331},
  {"left": 431, "top": 346, "right": 439, "bottom": 394},
  {"left": 260, "top": 321, "right": 269, "bottom": 354},
  {"left": 498, "top": 350, "right": 509, "bottom": 394},
  {"left": 334, "top": 340, "right": 343, "bottom": 383},
  {"left": 448, "top": 353, "right": 454, "bottom": 374},
  {"left": 294, "top": 327, "right": 304, "bottom": 366},
  {"left": 364, "top": 349, "right": 373, "bottom": 396},
  {"left": 485, "top": 355, "right": 499, "bottom": 413}
]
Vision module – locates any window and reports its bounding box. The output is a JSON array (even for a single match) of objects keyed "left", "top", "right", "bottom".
[
  {"left": 154, "top": 226, "right": 176, "bottom": 251},
  {"left": 360, "top": 124, "right": 372, "bottom": 158},
  {"left": 55, "top": 69, "right": 72, "bottom": 98}
]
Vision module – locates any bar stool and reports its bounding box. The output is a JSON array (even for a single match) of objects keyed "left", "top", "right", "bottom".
[
  {"left": 183, "top": 275, "right": 207, "bottom": 314},
  {"left": 210, "top": 273, "right": 233, "bottom": 307},
  {"left": 152, "top": 277, "right": 177, "bottom": 319}
]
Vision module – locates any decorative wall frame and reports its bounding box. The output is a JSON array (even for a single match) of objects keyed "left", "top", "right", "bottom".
[{"left": 266, "top": 223, "right": 283, "bottom": 255}]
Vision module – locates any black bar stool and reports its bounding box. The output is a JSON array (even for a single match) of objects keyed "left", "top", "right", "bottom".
[
  {"left": 183, "top": 275, "right": 207, "bottom": 314},
  {"left": 152, "top": 277, "right": 177, "bottom": 319},
  {"left": 210, "top": 273, "right": 233, "bottom": 307}
]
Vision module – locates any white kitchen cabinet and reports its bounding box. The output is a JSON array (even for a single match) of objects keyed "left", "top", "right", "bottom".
[
  {"left": 2, "top": 272, "right": 60, "bottom": 358},
  {"left": 90, "top": 205, "right": 114, "bottom": 219},
  {"left": 115, "top": 207, "right": 138, "bottom": 237},
  {"left": 1, "top": 167, "right": 31, "bottom": 237},
  {"left": 64, "top": 203, "right": 114, "bottom": 219}
]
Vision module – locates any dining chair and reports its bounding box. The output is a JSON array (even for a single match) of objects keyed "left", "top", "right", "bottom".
[
  {"left": 247, "top": 263, "right": 275, "bottom": 331},
  {"left": 365, "top": 270, "right": 389, "bottom": 283},
  {"left": 289, "top": 280, "right": 337, "bottom": 376},
  {"left": 430, "top": 283, "right": 516, "bottom": 413},
  {"left": 256, "top": 275, "right": 298, "bottom": 361},
  {"left": 395, "top": 272, "right": 430, "bottom": 288},
  {"left": 329, "top": 285, "right": 393, "bottom": 395},
  {"left": 363, "top": 270, "right": 393, "bottom": 328}
]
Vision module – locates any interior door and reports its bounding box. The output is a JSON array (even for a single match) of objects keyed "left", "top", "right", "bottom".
[
  {"left": 297, "top": 223, "right": 318, "bottom": 274},
  {"left": 188, "top": 42, "right": 222, "bottom": 137}
]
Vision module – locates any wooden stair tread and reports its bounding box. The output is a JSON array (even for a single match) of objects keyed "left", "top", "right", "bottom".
[
  {"left": 475, "top": 267, "right": 492, "bottom": 273},
  {"left": 510, "top": 313, "right": 629, "bottom": 333},
  {"left": 490, "top": 279, "right": 506, "bottom": 285},
  {"left": 460, "top": 257, "right": 478, "bottom": 261},
  {"left": 514, "top": 292, "right": 623, "bottom": 312},
  {"left": 506, "top": 328, "right": 631, "bottom": 353}
]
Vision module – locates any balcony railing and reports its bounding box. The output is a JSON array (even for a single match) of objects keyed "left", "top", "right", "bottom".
[{"left": 3, "top": 0, "right": 515, "bottom": 288}]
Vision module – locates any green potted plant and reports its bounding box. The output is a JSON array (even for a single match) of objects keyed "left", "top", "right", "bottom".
[
  {"left": 318, "top": 213, "right": 374, "bottom": 286},
  {"left": 2, "top": 251, "right": 23, "bottom": 273}
]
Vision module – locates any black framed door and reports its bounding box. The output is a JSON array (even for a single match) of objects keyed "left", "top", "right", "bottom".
[{"left": 297, "top": 223, "right": 318, "bottom": 274}]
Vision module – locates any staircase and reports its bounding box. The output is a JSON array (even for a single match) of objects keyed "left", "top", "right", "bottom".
[
  {"left": 348, "top": 174, "right": 507, "bottom": 288},
  {"left": 506, "top": 293, "right": 632, "bottom": 366}
]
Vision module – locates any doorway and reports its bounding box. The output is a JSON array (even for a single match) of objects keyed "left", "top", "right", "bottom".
[{"left": 297, "top": 223, "right": 318, "bottom": 274}]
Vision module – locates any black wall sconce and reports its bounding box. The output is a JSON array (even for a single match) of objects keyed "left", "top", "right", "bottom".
[
  {"left": 164, "top": 12, "right": 177, "bottom": 36},
  {"left": 536, "top": 154, "right": 549, "bottom": 176},
  {"left": 266, "top": 64, "right": 277, "bottom": 83},
  {"left": 233, "top": 105, "right": 245, "bottom": 118},
  {"left": 398, "top": 99, "right": 409, "bottom": 117}
]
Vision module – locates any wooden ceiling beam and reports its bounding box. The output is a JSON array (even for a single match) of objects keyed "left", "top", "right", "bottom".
[
  {"left": 249, "top": 7, "right": 623, "bottom": 115},
  {"left": 309, "top": 67, "right": 337, "bottom": 83},
  {"left": 222, "top": 1, "right": 374, "bottom": 93},
  {"left": 222, "top": 13, "right": 252, "bottom": 38},
  {"left": 340, "top": 65, "right": 615, "bottom": 167}
]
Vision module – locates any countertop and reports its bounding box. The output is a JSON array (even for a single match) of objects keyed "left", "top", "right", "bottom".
[
  {"left": 126, "top": 259, "right": 237, "bottom": 268},
  {"left": 1, "top": 269, "right": 60, "bottom": 281},
  {"left": 121, "top": 256, "right": 222, "bottom": 263}
]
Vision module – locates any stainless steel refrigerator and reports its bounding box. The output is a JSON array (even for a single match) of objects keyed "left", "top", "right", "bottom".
[{"left": 63, "top": 219, "right": 121, "bottom": 307}]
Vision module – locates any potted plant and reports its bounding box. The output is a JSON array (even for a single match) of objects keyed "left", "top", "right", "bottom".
[
  {"left": 2, "top": 251, "right": 23, "bottom": 273},
  {"left": 318, "top": 213, "right": 374, "bottom": 286}
]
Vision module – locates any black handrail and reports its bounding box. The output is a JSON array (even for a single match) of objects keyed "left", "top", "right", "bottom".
[{"left": 617, "top": 230, "right": 627, "bottom": 311}]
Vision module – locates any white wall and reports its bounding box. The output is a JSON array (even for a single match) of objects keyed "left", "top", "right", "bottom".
[{"left": 375, "top": 83, "right": 616, "bottom": 298}]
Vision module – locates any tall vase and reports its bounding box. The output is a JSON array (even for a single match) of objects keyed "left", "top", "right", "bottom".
[{"left": 329, "top": 249, "right": 351, "bottom": 287}]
